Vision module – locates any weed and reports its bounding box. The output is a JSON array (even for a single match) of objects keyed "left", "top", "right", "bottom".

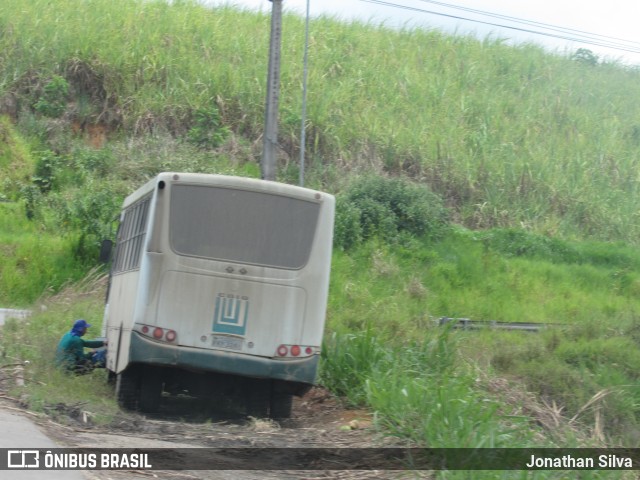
[
  {"left": 320, "top": 327, "right": 390, "bottom": 406},
  {"left": 33, "top": 75, "right": 69, "bottom": 118},
  {"left": 187, "top": 106, "right": 230, "bottom": 149}
]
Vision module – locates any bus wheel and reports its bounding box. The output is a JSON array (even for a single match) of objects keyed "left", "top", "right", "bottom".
[
  {"left": 116, "top": 367, "right": 140, "bottom": 411},
  {"left": 269, "top": 391, "right": 293, "bottom": 419},
  {"left": 139, "top": 368, "right": 163, "bottom": 413},
  {"left": 246, "top": 380, "right": 270, "bottom": 418}
]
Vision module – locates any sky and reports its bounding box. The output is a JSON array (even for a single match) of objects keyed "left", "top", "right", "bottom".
[{"left": 203, "top": 0, "right": 640, "bottom": 66}]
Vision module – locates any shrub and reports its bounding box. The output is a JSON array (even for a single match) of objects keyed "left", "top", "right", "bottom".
[
  {"left": 187, "top": 106, "right": 230, "bottom": 149},
  {"left": 32, "top": 150, "right": 59, "bottom": 193},
  {"left": 72, "top": 147, "right": 116, "bottom": 178},
  {"left": 19, "top": 183, "right": 42, "bottom": 220},
  {"left": 33, "top": 75, "right": 69, "bottom": 118},
  {"left": 332, "top": 196, "right": 363, "bottom": 250},
  {"left": 333, "top": 176, "right": 448, "bottom": 250},
  {"left": 47, "top": 180, "right": 122, "bottom": 261}
]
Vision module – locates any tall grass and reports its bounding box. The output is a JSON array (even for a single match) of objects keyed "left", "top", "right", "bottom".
[
  {"left": 0, "top": 115, "right": 33, "bottom": 200},
  {"left": 0, "top": 202, "right": 88, "bottom": 307},
  {"left": 328, "top": 231, "right": 640, "bottom": 335},
  {"left": 321, "top": 326, "right": 535, "bottom": 449},
  {"left": 0, "top": 272, "right": 118, "bottom": 425},
  {"left": 320, "top": 329, "right": 634, "bottom": 479},
  {"left": 1, "top": 1, "right": 640, "bottom": 241},
  {"left": 326, "top": 230, "right": 640, "bottom": 445}
]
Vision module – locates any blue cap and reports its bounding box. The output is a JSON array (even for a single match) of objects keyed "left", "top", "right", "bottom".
[{"left": 73, "top": 319, "right": 91, "bottom": 329}]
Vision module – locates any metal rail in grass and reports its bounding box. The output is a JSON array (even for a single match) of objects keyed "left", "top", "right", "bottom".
[{"left": 438, "top": 317, "right": 566, "bottom": 332}]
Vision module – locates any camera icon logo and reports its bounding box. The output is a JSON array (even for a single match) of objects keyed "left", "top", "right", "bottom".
[{"left": 7, "top": 450, "right": 40, "bottom": 468}]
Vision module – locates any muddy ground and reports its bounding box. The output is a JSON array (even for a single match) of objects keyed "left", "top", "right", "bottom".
[{"left": 0, "top": 371, "right": 427, "bottom": 480}]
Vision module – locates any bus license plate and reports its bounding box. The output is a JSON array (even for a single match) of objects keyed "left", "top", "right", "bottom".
[{"left": 211, "top": 335, "right": 243, "bottom": 351}]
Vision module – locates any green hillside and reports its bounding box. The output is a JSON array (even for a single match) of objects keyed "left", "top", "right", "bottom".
[
  {"left": 2, "top": 0, "right": 640, "bottom": 465},
  {"left": 2, "top": 0, "right": 640, "bottom": 241}
]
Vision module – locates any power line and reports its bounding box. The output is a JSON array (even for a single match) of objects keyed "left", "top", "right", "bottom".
[
  {"left": 415, "top": 0, "right": 640, "bottom": 49},
  {"left": 358, "top": 0, "right": 640, "bottom": 55},
  {"left": 415, "top": 0, "right": 640, "bottom": 52}
]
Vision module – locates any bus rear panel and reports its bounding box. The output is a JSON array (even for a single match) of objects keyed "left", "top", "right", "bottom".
[{"left": 104, "top": 173, "right": 334, "bottom": 417}]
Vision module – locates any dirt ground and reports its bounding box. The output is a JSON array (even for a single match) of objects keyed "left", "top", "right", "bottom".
[{"left": 0, "top": 372, "right": 427, "bottom": 480}]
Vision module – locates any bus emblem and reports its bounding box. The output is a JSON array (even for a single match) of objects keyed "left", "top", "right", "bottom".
[{"left": 213, "top": 294, "right": 249, "bottom": 335}]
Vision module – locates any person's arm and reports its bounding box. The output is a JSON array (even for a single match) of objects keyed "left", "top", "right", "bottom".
[{"left": 81, "top": 339, "right": 105, "bottom": 349}]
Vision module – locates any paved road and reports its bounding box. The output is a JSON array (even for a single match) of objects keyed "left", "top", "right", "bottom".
[{"left": 0, "top": 407, "right": 88, "bottom": 479}]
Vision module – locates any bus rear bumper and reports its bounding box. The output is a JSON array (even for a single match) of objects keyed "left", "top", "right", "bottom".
[{"left": 129, "top": 332, "right": 319, "bottom": 386}]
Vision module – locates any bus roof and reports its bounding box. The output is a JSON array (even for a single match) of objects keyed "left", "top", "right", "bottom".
[{"left": 122, "top": 173, "right": 334, "bottom": 208}]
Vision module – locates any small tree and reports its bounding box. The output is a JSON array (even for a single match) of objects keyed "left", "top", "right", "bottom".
[{"left": 571, "top": 48, "right": 598, "bottom": 66}]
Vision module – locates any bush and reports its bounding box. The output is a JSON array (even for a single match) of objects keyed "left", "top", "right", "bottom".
[
  {"left": 332, "top": 197, "right": 363, "bottom": 250},
  {"left": 72, "top": 147, "right": 116, "bottom": 178},
  {"left": 333, "top": 176, "right": 448, "bottom": 250},
  {"left": 32, "top": 150, "right": 59, "bottom": 193},
  {"left": 33, "top": 76, "right": 69, "bottom": 118},
  {"left": 47, "top": 180, "right": 122, "bottom": 261},
  {"left": 187, "top": 106, "right": 230, "bottom": 149}
]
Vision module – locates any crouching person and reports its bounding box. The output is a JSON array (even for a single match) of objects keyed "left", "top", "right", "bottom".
[{"left": 55, "top": 319, "right": 107, "bottom": 374}]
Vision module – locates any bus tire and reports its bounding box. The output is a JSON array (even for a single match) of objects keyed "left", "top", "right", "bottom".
[
  {"left": 116, "top": 367, "right": 140, "bottom": 411},
  {"left": 246, "top": 380, "right": 270, "bottom": 418},
  {"left": 139, "top": 368, "right": 163, "bottom": 413},
  {"left": 269, "top": 391, "right": 293, "bottom": 419}
]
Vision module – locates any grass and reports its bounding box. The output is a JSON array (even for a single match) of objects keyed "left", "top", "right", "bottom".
[
  {"left": 0, "top": 115, "right": 33, "bottom": 200},
  {"left": 2, "top": 225, "right": 640, "bottom": 479},
  {"left": 324, "top": 230, "right": 640, "bottom": 447},
  {"left": 0, "top": 270, "right": 118, "bottom": 425},
  {"left": 328, "top": 231, "right": 640, "bottom": 335},
  {"left": 1, "top": 0, "right": 640, "bottom": 473},
  {"left": 1, "top": 1, "right": 640, "bottom": 241},
  {"left": 321, "top": 326, "right": 534, "bottom": 448},
  {"left": 0, "top": 202, "right": 89, "bottom": 307}
]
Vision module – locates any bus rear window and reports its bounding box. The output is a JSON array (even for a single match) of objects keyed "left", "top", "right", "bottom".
[{"left": 169, "top": 185, "right": 321, "bottom": 269}]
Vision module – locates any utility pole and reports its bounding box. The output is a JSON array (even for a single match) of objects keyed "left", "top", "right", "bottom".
[
  {"left": 261, "top": 0, "right": 283, "bottom": 181},
  {"left": 299, "top": 0, "right": 310, "bottom": 187}
]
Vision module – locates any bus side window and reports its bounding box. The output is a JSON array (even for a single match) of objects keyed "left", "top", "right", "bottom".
[{"left": 113, "top": 197, "right": 151, "bottom": 274}]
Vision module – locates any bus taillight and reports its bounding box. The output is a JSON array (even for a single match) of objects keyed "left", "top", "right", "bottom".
[
  {"left": 135, "top": 323, "right": 178, "bottom": 344},
  {"left": 275, "top": 344, "right": 316, "bottom": 358}
]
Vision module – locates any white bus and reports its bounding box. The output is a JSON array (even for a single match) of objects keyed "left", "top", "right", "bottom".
[{"left": 103, "top": 172, "right": 335, "bottom": 417}]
